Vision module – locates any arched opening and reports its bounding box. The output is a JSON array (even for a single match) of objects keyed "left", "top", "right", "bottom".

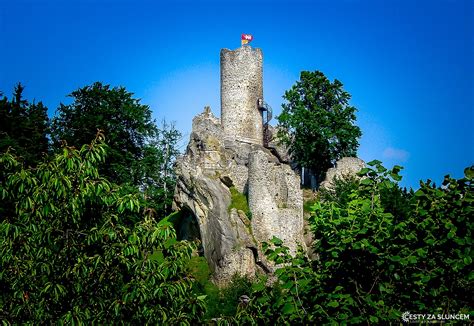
[{"left": 175, "top": 208, "right": 204, "bottom": 256}]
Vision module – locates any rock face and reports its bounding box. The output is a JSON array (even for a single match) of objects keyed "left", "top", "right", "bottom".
[
  {"left": 320, "top": 157, "right": 366, "bottom": 190},
  {"left": 173, "top": 107, "right": 305, "bottom": 285},
  {"left": 248, "top": 150, "right": 303, "bottom": 252}
]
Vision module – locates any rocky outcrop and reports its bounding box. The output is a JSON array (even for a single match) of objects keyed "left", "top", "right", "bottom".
[
  {"left": 264, "top": 125, "right": 292, "bottom": 164},
  {"left": 248, "top": 150, "right": 304, "bottom": 254},
  {"left": 320, "top": 157, "right": 366, "bottom": 190},
  {"left": 173, "top": 107, "right": 305, "bottom": 285}
]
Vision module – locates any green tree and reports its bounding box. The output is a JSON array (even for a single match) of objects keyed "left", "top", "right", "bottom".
[
  {"left": 0, "top": 133, "right": 205, "bottom": 324},
  {"left": 142, "top": 119, "right": 182, "bottom": 215},
  {"left": 234, "top": 162, "right": 472, "bottom": 324},
  {"left": 51, "top": 82, "right": 157, "bottom": 185},
  {"left": 0, "top": 83, "right": 49, "bottom": 166},
  {"left": 51, "top": 82, "right": 180, "bottom": 216},
  {"left": 277, "top": 71, "right": 362, "bottom": 184}
]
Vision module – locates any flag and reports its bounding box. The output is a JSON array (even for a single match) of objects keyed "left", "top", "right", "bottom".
[{"left": 241, "top": 34, "right": 253, "bottom": 46}]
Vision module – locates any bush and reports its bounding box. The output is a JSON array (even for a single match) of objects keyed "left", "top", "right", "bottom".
[
  {"left": 0, "top": 134, "right": 205, "bottom": 324},
  {"left": 234, "top": 161, "right": 473, "bottom": 323},
  {"left": 318, "top": 175, "right": 360, "bottom": 206}
]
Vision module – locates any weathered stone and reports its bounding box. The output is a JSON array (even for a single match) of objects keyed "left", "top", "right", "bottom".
[
  {"left": 173, "top": 46, "right": 306, "bottom": 285},
  {"left": 173, "top": 106, "right": 305, "bottom": 285},
  {"left": 320, "top": 157, "right": 366, "bottom": 190},
  {"left": 221, "top": 46, "right": 263, "bottom": 145},
  {"left": 248, "top": 150, "right": 306, "bottom": 254},
  {"left": 174, "top": 157, "right": 255, "bottom": 286},
  {"left": 265, "top": 125, "right": 291, "bottom": 164}
]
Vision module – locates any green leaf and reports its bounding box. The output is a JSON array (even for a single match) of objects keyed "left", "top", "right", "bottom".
[
  {"left": 390, "top": 255, "right": 401, "bottom": 262},
  {"left": 370, "top": 316, "right": 379, "bottom": 323},
  {"left": 367, "top": 159, "right": 382, "bottom": 166},
  {"left": 408, "top": 256, "right": 418, "bottom": 264},
  {"left": 282, "top": 303, "right": 296, "bottom": 314},
  {"left": 328, "top": 301, "right": 339, "bottom": 308},
  {"left": 464, "top": 166, "right": 474, "bottom": 179},
  {"left": 390, "top": 172, "right": 402, "bottom": 181},
  {"left": 392, "top": 165, "right": 403, "bottom": 173},
  {"left": 360, "top": 178, "right": 372, "bottom": 185},
  {"left": 414, "top": 190, "right": 425, "bottom": 197},
  {"left": 252, "top": 282, "right": 265, "bottom": 292},
  {"left": 271, "top": 236, "right": 283, "bottom": 246},
  {"left": 357, "top": 168, "right": 371, "bottom": 176},
  {"left": 381, "top": 180, "right": 394, "bottom": 189}
]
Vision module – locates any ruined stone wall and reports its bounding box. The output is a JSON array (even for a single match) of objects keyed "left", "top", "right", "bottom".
[
  {"left": 248, "top": 150, "right": 305, "bottom": 254},
  {"left": 220, "top": 46, "right": 263, "bottom": 145},
  {"left": 173, "top": 46, "right": 307, "bottom": 285},
  {"left": 320, "top": 157, "right": 366, "bottom": 190},
  {"left": 174, "top": 106, "right": 306, "bottom": 285}
]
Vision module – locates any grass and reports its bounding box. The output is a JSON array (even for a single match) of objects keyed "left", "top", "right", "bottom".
[
  {"left": 303, "top": 198, "right": 318, "bottom": 214},
  {"left": 228, "top": 186, "right": 251, "bottom": 219},
  {"left": 188, "top": 256, "right": 211, "bottom": 283}
]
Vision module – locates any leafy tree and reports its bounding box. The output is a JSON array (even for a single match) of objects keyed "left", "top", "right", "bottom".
[
  {"left": 318, "top": 175, "right": 360, "bottom": 206},
  {"left": 319, "top": 173, "right": 413, "bottom": 221},
  {"left": 0, "top": 83, "right": 49, "bottom": 166},
  {"left": 142, "top": 119, "right": 182, "bottom": 215},
  {"left": 51, "top": 82, "right": 157, "bottom": 185},
  {"left": 0, "top": 133, "right": 206, "bottom": 324},
  {"left": 51, "top": 82, "right": 180, "bottom": 216},
  {"left": 277, "top": 71, "right": 362, "bottom": 184},
  {"left": 233, "top": 162, "right": 472, "bottom": 323}
]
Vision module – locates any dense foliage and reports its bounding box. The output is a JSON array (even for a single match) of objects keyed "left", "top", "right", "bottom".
[
  {"left": 1, "top": 78, "right": 471, "bottom": 324},
  {"left": 51, "top": 82, "right": 156, "bottom": 184},
  {"left": 0, "top": 135, "right": 205, "bottom": 324},
  {"left": 51, "top": 82, "right": 180, "bottom": 216},
  {"left": 277, "top": 71, "right": 362, "bottom": 183},
  {"left": 0, "top": 83, "right": 49, "bottom": 167},
  {"left": 233, "top": 162, "right": 473, "bottom": 324}
]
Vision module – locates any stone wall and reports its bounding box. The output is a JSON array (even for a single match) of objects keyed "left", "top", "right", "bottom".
[
  {"left": 173, "top": 46, "right": 306, "bottom": 285},
  {"left": 220, "top": 46, "right": 263, "bottom": 145},
  {"left": 320, "top": 157, "right": 366, "bottom": 190},
  {"left": 248, "top": 150, "right": 305, "bottom": 254},
  {"left": 173, "top": 107, "right": 305, "bottom": 285}
]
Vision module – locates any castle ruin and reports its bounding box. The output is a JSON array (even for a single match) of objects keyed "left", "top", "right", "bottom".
[
  {"left": 173, "top": 45, "right": 306, "bottom": 285},
  {"left": 221, "top": 47, "right": 263, "bottom": 145}
]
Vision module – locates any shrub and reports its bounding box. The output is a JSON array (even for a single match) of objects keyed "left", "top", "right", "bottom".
[
  {"left": 233, "top": 161, "right": 473, "bottom": 323},
  {"left": 0, "top": 134, "right": 206, "bottom": 324}
]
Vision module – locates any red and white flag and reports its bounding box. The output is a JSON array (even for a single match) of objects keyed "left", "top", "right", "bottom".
[{"left": 241, "top": 34, "right": 253, "bottom": 45}]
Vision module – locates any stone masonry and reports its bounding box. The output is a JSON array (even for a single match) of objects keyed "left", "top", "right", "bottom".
[
  {"left": 221, "top": 46, "right": 263, "bottom": 145},
  {"left": 173, "top": 46, "right": 305, "bottom": 285},
  {"left": 320, "top": 157, "right": 366, "bottom": 190}
]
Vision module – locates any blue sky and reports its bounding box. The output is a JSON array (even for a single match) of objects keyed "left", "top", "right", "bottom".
[{"left": 1, "top": 0, "right": 472, "bottom": 189}]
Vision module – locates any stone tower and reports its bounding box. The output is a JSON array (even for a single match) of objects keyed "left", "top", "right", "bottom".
[
  {"left": 173, "top": 45, "right": 307, "bottom": 285},
  {"left": 220, "top": 46, "right": 263, "bottom": 145}
]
